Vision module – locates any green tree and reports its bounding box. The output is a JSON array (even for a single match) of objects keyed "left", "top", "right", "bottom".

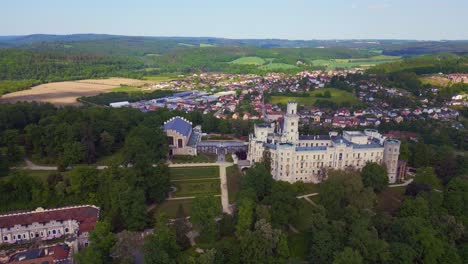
[
  {"left": 242, "top": 163, "right": 273, "bottom": 201},
  {"left": 236, "top": 197, "right": 255, "bottom": 235},
  {"left": 76, "top": 221, "right": 116, "bottom": 264},
  {"left": 333, "top": 247, "right": 363, "bottom": 264},
  {"left": 191, "top": 195, "right": 221, "bottom": 242},
  {"left": 60, "top": 141, "right": 84, "bottom": 168},
  {"left": 266, "top": 181, "right": 299, "bottom": 227},
  {"left": 143, "top": 214, "right": 180, "bottom": 264},
  {"left": 361, "top": 162, "right": 388, "bottom": 192},
  {"left": 414, "top": 167, "right": 440, "bottom": 189}
]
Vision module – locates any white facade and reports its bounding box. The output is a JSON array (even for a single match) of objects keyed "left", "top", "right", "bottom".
[{"left": 248, "top": 101, "right": 400, "bottom": 183}]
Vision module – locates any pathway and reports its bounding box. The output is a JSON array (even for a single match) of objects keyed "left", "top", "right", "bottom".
[{"left": 388, "top": 178, "right": 413, "bottom": 188}]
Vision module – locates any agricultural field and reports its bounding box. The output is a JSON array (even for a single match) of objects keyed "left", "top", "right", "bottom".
[
  {"left": 230, "top": 56, "right": 266, "bottom": 65},
  {"left": 311, "top": 55, "right": 400, "bottom": 70},
  {"left": 169, "top": 166, "right": 219, "bottom": 180},
  {"left": 270, "top": 88, "right": 359, "bottom": 106},
  {"left": 0, "top": 78, "right": 148, "bottom": 106}
]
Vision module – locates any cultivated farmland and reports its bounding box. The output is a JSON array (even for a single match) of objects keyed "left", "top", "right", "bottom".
[{"left": 0, "top": 78, "right": 148, "bottom": 106}]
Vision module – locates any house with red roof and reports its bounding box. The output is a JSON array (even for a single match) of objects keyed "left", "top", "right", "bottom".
[{"left": 0, "top": 205, "right": 99, "bottom": 247}]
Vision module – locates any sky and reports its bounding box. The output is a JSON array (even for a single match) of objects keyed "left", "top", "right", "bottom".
[{"left": 1, "top": 0, "right": 467, "bottom": 40}]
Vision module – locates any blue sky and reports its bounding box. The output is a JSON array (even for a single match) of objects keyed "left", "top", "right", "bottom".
[{"left": 2, "top": 0, "right": 467, "bottom": 39}]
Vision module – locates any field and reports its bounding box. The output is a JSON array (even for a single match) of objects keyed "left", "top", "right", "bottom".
[
  {"left": 230, "top": 56, "right": 266, "bottom": 65},
  {"left": 261, "top": 63, "right": 297, "bottom": 70},
  {"left": 270, "top": 88, "right": 359, "bottom": 106},
  {"left": 0, "top": 78, "right": 148, "bottom": 106},
  {"left": 311, "top": 55, "right": 400, "bottom": 70},
  {"left": 169, "top": 166, "right": 219, "bottom": 180},
  {"left": 420, "top": 75, "right": 452, "bottom": 87}
]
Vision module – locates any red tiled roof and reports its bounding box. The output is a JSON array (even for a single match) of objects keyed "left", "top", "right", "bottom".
[{"left": 0, "top": 205, "right": 99, "bottom": 234}]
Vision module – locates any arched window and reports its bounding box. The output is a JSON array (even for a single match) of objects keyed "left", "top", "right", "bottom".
[
  {"left": 178, "top": 139, "right": 183, "bottom": 148},
  {"left": 65, "top": 228, "right": 69, "bottom": 233},
  {"left": 3, "top": 236, "right": 8, "bottom": 241}
]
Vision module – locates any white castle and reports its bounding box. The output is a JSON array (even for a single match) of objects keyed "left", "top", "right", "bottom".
[{"left": 248, "top": 101, "right": 400, "bottom": 183}]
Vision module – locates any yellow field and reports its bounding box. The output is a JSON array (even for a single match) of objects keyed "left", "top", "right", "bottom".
[{"left": 0, "top": 78, "right": 148, "bottom": 106}]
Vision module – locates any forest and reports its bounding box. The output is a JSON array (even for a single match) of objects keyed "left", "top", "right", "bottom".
[{"left": 0, "top": 49, "right": 144, "bottom": 94}]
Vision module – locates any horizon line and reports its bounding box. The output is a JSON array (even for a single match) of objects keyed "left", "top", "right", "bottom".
[{"left": 1, "top": 33, "right": 468, "bottom": 42}]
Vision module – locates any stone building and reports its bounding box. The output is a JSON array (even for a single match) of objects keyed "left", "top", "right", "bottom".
[
  {"left": 248, "top": 101, "right": 400, "bottom": 183},
  {"left": 163, "top": 116, "right": 202, "bottom": 156},
  {"left": 0, "top": 205, "right": 99, "bottom": 246}
]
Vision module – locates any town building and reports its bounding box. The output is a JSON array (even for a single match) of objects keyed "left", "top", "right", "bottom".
[
  {"left": 163, "top": 116, "right": 202, "bottom": 156},
  {"left": 248, "top": 101, "right": 401, "bottom": 184},
  {"left": 0, "top": 205, "right": 99, "bottom": 246}
]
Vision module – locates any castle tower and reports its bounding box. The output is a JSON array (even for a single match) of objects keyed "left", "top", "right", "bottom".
[
  {"left": 383, "top": 139, "right": 400, "bottom": 184},
  {"left": 282, "top": 101, "right": 299, "bottom": 143}
]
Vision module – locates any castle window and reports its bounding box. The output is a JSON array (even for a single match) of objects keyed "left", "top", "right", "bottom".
[
  {"left": 17, "top": 235, "right": 21, "bottom": 240},
  {"left": 178, "top": 139, "right": 183, "bottom": 148},
  {"left": 53, "top": 230, "right": 56, "bottom": 235},
  {"left": 30, "top": 233, "right": 34, "bottom": 237},
  {"left": 339, "top": 153, "right": 343, "bottom": 160},
  {"left": 22, "top": 234, "right": 26, "bottom": 239},
  {"left": 65, "top": 228, "right": 69, "bottom": 233},
  {"left": 3, "top": 236, "right": 8, "bottom": 241}
]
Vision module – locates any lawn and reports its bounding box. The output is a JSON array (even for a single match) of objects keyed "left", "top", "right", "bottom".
[
  {"left": 226, "top": 165, "right": 242, "bottom": 203},
  {"left": 169, "top": 166, "right": 219, "bottom": 180},
  {"left": 296, "top": 182, "right": 321, "bottom": 195},
  {"left": 171, "top": 153, "right": 217, "bottom": 164},
  {"left": 230, "top": 56, "right": 266, "bottom": 65},
  {"left": 172, "top": 179, "right": 220, "bottom": 197},
  {"left": 270, "top": 88, "right": 359, "bottom": 106},
  {"left": 154, "top": 199, "right": 194, "bottom": 218}
]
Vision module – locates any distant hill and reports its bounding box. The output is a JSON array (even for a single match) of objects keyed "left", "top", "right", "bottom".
[{"left": 1, "top": 34, "right": 467, "bottom": 57}]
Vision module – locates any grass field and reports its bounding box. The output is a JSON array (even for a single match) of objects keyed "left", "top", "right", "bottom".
[
  {"left": 154, "top": 199, "right": 194, "bottom": 218},
  {"left": 420, "top": 75, "right": 451, "bottom": 87},
  {"left": 230, "top": 56, "right": 266, "bottom": 65},
  {"left": 270, "top": 88, "right": 359, "bottom": 106},
  {"left": 172, "top": 179, "right": 220, "bottom": 197},
  {"left": 226, "top": 165, "right": 242, "bottom": 203},
  {"left": 0, "top": 78, "right": 148, "bottom": 106},
  {"left": 142, "top": 74, "right": 181, "bottom": 82},
  {"left": 261, "top": 62, "right": 297, "bottom": 70},
  {"left": 311, "top": 55, "right": 400, "bottom": 70},
  {"left": 169, "top": 166, "right": 219, "bottom": 180}
]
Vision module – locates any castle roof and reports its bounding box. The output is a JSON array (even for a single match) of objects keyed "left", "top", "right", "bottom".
[{"left": 164, "top": 116, "right": 192, "bottom": 137}]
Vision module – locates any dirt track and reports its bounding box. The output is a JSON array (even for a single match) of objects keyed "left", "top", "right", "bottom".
[{"left": 0, "top": 78, "right": 147, "bottom": 106}]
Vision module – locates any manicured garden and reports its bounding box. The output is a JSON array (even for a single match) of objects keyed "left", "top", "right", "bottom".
[
  {"left": 172, "top": 179, "right": 220, "bottom": 197},
  {"left": 169, "top": 166, "right": 219, "bottom": 180}
]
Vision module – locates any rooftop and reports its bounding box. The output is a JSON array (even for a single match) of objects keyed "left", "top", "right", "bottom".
[
  {"left": 164, "top": 116, "right": 193, "bottom": 138},
  {"left": 0, "top": 205, "right": 99, "bottom": 234}
]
